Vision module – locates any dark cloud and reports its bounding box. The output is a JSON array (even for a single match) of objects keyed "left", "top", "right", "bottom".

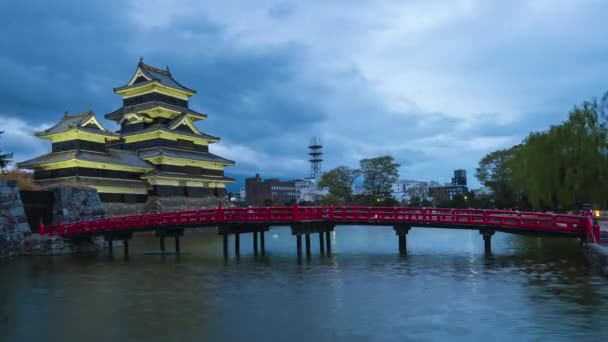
[{"left": 1, "top": 0, "right": 607, "bottom": 192}]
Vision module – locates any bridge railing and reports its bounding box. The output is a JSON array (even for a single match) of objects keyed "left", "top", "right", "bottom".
[{"left": 38, "top": 206, "right": 598, "bottom": 241}]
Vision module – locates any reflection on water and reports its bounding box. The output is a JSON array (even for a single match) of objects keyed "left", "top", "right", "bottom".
[{"left": 1, "top": 226, "right": 607, "bottom": 341}]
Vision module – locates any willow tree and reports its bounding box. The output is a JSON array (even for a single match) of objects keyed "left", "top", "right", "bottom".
[{"left": 509, "top": 100, "right": 608, "bottom": 210}]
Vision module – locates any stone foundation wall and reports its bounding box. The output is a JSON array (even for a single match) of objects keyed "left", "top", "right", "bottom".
[
  {"left": 104, "top": 203, "right": 147, "bottom": 217},
  {"left": 583, "top": 243, "right": 608, "bottom": 276},
  {"left": 0, "top": 180, "right": 31, "bottom": 257},
  {"left": 103, "top": 197, "right": 232, "bottom": 217},
  {"left": 143, "top": 196, "right": 232, "bottom": 213},
  {"left": 21, "top": 235, "right": 110, "bottom": 255},
  {"left": 49, "top": 186, "right": 106, "bottom": 223}
]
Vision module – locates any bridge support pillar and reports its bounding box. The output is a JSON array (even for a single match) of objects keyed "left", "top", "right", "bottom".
[
  {"left": 325, "top": 229, "right": 331, "bottom": 255},
  {"left": 296, "top": 234, "right": 302, "bottom": 256},
  {"left": 394, "top": 225, "right": 412, "bottom": 255},
  {"left": 223, "top": 234, "right": 228, "bottom": 258},
  {"left": 319, "top": 231, "right": 325, "bottom": 254},
  {"left": 253, "top": 230, "right": 259, "bottom": 255},
  {"left": 260, "top": 231, "right": 265, "bottom": 256},
  {"left": 104, "top": 232, "right": 132, "bottom": 258},
  {"left": 480, "top": 230, "right": 495, "bottom": 255},
  {"left": 123, "top": 239, "right": 129, "bottom": 258},
  {"left": 235, "top": 233, "right": 240, "bottom": 256},
  {"left": 305, "top": 234, "right": 311, "bottom": 257},
  {"left": 155, "top": 229, "right": 184, "bottom": 254}
]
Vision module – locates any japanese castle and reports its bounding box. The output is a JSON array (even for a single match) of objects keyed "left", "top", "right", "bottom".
[{"left": 19, "top": 59, "right": 235, "bottom": 203}]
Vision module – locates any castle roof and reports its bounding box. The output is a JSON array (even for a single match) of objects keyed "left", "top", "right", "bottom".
[
  {"left": 18, "top": 149, "right": 153, "bottom": 170},
  {"left": 36, "top": 111, "right": 119, "bottom": 138},
  {"left": 114, "top": 60, "right": 197, "bottom": 95},
  {"left": 105, "top": 102, "right": 207, "bottom": 122},
  {"left": 138, "top": 147, "right": 235, "bottom": 165},
  {"left": 120, "top": 123, "right": 220, "bottom": 142}
]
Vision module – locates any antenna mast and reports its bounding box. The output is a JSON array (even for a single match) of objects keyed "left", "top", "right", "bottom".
[{"left": 308, "top": 137, "right": 323, "bottom": 179}]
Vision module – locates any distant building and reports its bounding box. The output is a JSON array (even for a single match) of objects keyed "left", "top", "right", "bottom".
[
  {"left": 452, "top": 169, "right": 467, "bottom": 186},
  {"left": 428, "top": 170, "right": 468, "bottom": 201},
  {"left": 295, "top": 178, "right": 328, "bottom": 203},
  {"left": 239, "top": 187, "right": 246, "bottom": 201},
  {"left": 245, "top": 174, "right": 297, "bottom": 205},
  {"left": 391, "top": 180, "right": 429, "bottom": 202}
]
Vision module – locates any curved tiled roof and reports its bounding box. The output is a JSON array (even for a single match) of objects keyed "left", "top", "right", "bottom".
[
  {"left": 105, "top": 102, "right": 207, "bottom": 122},
  {"left": 18, "top": 149, "right": 154, "bottom": 170},
  {"left": 36, "top": 112, "right": 118, "bottom": 138},
  {"left": 120, "top": 124, "right": 220, "bottom": 142},
  {"left": 138, "top": 147, "right": 235, "bottom": 165},
  {"left": 114, "top": 60, "right": 197, "bottom": 94}
]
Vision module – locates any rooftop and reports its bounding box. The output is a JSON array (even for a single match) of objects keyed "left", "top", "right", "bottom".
[
  {"left": 18, "top": 149, "right": 154, "bottom": 170},
  {"left": 138, "top": 147, "right": 235, "bottom": 165},
  {"left": 35, "top": 111, "right": 119, "bottom": 138},
  {"left": 105, "top": 101, "right": 207, "bottom": 122},
  {"left": 114, "top": 59, "right": 197, "bottom": 95}
]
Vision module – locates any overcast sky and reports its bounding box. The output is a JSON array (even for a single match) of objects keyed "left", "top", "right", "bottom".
[{"left": 1, "top": 0, "right": 607, "bottom": 191}]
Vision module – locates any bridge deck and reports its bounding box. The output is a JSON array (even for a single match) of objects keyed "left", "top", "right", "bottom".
[{"left": 39, "top": 206, "right": 600, "bottom": 243}]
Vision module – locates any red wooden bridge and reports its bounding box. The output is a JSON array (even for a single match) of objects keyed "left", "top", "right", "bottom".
[{"left": 39, "top": 206, "right": 600, "bottom": 257}]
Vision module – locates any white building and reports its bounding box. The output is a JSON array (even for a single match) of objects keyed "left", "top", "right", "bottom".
[
  {"left": 295, "top": 178, "right": 328, "bottom": 203},
  {"left": 391, "top": 180, "right": 429, "bottom": 202},
  {"left": 472, "top": 186, "right": 493, "bottom": 196},
  {"left": 239, "top": 187, "right": 246, "bottom": 201}
]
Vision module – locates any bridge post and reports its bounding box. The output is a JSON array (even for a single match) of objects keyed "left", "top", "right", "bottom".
[
  {"left": 394, "top": 225, "right": 411, "bottom": 255},
  {"left": 160, "top": 236, "right": 165, "bottom": 253},
  {"left": 319, "top": 230, "right": 325, "bottom": 254},
  {"left": 480, "top": 230, "right": 495, "bottom": 254},
  {"left": 253, "top": 230, "right": 259, "bottom": 255},
  {"left": 325, "top": 229, "right": 331, "bottom": 255},
  {"left": 108, "top": 239, "right": 113, "bottom": 256},
  {"left": 223, "top": 234, "right": 228, "bottom": 258},
  {"left": 175, "top": 236, "right": 180, "bottom": 253},
  {"left": 235, "top": 233, "right": 240, "bottom": 256},
  {"left": 260, "top": 230, "right": 265, "bottom": 256},
  {"left": 123, "top": 239, "right": 129, "bottom": 258},
  {"left": 296, "top": 234, "right": 302, "bottom": 256},
  {"left": 305, "top": 234, "right": 311, "bottom": 257}
]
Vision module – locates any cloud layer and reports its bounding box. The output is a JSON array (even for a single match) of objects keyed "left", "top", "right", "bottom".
[{"left": 1, "top": 0, "right": 607, "bottom": 190}]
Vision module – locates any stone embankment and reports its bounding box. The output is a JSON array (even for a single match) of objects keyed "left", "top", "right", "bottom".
[
  {"left": 0, "top": 183, "right": 109, "bottom": 257},
  {"left": 582, "top": 222, "right": 608, "bottom": 276},
  {"left": 0, "top": 180, "right": 32, "bottom": 257}
]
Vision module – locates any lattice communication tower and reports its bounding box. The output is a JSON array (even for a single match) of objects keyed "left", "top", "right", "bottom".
[{"left": 308, "top": 137, "right": 323, "bottom": 179}]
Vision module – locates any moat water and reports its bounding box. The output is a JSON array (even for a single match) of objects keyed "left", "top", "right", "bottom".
[{"left": 1, "top": 226, "right": 607, "bottom": 341}]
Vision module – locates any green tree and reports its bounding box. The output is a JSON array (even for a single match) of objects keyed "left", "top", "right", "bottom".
[
  {"left": 475, "top": 146, "right": 521, "bottom": 208},
  {"left": 509, "top": 99, "right": 608, "bottom": 210},
  {"left": 0, "top": 131, "right": 12, "bottom": 171},
  {"left": 318, "top": 166, "right": 360, "bottom": 204},
  {"left": 360, "top": 156, "right": 400, "bottom": 198}
]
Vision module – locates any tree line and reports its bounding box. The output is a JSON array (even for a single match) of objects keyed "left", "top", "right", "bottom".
[
  {"left": 476, "top": 92, "right": 608, "bottom": 211},
  {"left": 318, "top": 156, "right": 400, "bottom": 206}
]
